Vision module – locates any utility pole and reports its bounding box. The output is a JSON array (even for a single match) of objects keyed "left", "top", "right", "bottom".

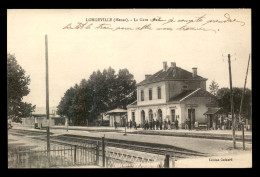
[
  {"left": 228, "top": 54, "right": 236, "bottom": 149},
  {"left": 45, "top": 34, "right": 51, "bottom": 165},
  {"left": 45, "top": 34, "right": 50, "bottom": 121},
  {"left": 124, "top": 115, "right": 127, "bottom": 136},
  {"left": 239, "top": 54, "right": 250, "bottom": 150}
]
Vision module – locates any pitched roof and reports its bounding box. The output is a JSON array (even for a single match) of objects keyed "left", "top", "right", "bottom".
[
  {"left": 169, "top": 89, "right": 196, "bottom": 102},
  {"left": 137, "top": 66, "right": 207, "bottom": 86},
  {"left": 203, "top": 108, "right": 224, "bottom": 115},
  {"left": 126, "top": 101, "right": 137, "bottom": 108},
  {"left": 169, "top": 88, "right": 217, "bottom": 102},
  {"left": 186, "top": 88, "right": 216, "bottom": 99},
  {"left": 106, "top": 108, "right": 127, "bottom": 115}
]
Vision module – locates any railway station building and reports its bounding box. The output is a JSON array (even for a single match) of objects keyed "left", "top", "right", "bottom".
[{"left": 127, "top": 61, "right": 218, "bottom": 129}]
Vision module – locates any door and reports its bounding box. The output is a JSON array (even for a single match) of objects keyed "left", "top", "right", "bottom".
[
  {"left": 141, "top": 110, "right": 145, "bottom": 127},
  {"left": 132, "top": 112, "right": 135, "bottom": 122},
  {"left": 171, "top": 109, "right": 175, "bottom": 122},
  {"left": 149, "top": 110, "right": 153, "bottom": 122},
  {"left": 188, "top": 109, "right": 195, "bottom": 124},
  {"left": 209, "top": 115, "right": 213, "bottom": 128},
  {"left": 110, "top": 116, "right": 113, "bottom": 127},
  {"left": 158, "top": 109, "right": 162, "bottom": 122}
]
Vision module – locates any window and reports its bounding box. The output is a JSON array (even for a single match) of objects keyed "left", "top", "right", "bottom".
[
  {"left": 132, "top": 112, "right": 135, "bottom": 122},
  {"left": 157, "top": 87, "right": 161, "bottom": 99},
  {"left": 149, "top": 88, "right": 152, "bottom": 100},
  {"left": 141, "top": 90, "right": 144, "bottom": 101}
]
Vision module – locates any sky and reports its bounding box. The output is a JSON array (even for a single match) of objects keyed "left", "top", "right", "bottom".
[{"left": 7, "top": 9, "right": 251, "bottom": 108}]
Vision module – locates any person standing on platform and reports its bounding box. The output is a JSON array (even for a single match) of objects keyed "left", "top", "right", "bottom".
[
  {"left": 130, "top": 120, "right": 132, "bottom": 129},
  {"left": 156, "top": 119, "right": 159, "bottom": 130},
  {"left": 185, "top": 118, "right": 188, "bottom": 130},
  {"left": 114, "top": 121, "right": 117, "bottom": 129},
  {"left": 175, "top": 118, "right": 179, "bottom": 130},
  {"left": 163, "top": 120, "right": 167, "bottom": 130},
  {"left": 133, "top": 121, "right": 137, "bottom": 130},
  {"left": 188, "top": 118, "right": 191, "bottom": 131},
  {"left": 168, "top": 120, "right": 171, "bottom": 130},
  {"left": 224, "top": 119, "right": 227, "bottom": 130},
  {"left": 152, "top": 119, "right": 155, "bottom": 130}
]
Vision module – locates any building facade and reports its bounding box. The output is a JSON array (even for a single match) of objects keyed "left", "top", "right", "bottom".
[{"left": 127, "top": 61, "right": 218, "bottom": 129}]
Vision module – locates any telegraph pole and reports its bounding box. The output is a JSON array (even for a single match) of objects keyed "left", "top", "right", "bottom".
[
  {"left": 228, "top": 54, "right": 236, "bottom": 149},
  {"left": 239, "top": 54, "right": 250, "bottom": 150},
  {"left": 45, "top": 34, "right": 51, "bottom": 164}
]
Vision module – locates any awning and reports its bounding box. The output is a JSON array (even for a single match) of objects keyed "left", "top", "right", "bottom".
[
  {"left": 105, "top": 108, "right": 127, "bottom": 115},
  {"left": 203, "top": 108, "right": 223, "bottom": 115}
]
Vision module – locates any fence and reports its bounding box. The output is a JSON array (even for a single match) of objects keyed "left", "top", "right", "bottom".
[
  {"left": 8, "top": 143, "right": 97, "bottom": 168},
  {"left": 8, "top": 137, "right": 173, "bottom": 168},
  {"left": 105, "top": 147, "right": 166, "bottom": 168},
  {"left": 101, "top": 137, "right": 173, "bottom": 168}
]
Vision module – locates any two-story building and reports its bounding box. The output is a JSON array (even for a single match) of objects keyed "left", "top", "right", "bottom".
[{"left": 127, "top": 61, "right": 218, "bottom": 129}]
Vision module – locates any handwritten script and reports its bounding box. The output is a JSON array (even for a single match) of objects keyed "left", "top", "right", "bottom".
[{"left": 62, "top": 13, "right": 245, "bottom": 33}]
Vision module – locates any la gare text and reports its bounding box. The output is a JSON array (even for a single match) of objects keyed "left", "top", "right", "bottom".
[{"left": 86, "top": 18, "right": 161, "bottom": 22}]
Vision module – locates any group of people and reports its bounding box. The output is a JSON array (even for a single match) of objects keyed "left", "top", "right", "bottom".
[
  {"left": 184, "top": 118, "right": 193, "bottom": 130},
  {"left": 115, "top": 119, "right": 180, "bottom": 130},
  {"left": 114, "top": 115, "right": 247, "bottom": 131},
  {"left": 127, "top": 120, "right": 138, "bottom": 129},
  {"left": 212, "top": 115, "right": 233, "bottom": 130},
  {"left": 114, "top": 120, "right": 138, "bottom": 130},
  {"left": 142, "top": 119, "right": 179, "bottom": 130},
  {"left": 183, "top": 115, "right": 235, "bottom": 131}
]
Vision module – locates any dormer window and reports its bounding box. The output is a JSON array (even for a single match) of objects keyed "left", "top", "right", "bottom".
[{"left": 183, "top": 85, "right": 188, "bottom": 89}]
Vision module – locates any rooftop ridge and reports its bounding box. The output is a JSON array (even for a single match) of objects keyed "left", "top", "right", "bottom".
[{"left": 137, "top": 66, "right": 206, "bottom": 86}]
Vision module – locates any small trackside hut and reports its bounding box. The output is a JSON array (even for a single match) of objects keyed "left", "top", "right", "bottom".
[{"left": 106, "top": 108, "right": 127, "bottom": 127}]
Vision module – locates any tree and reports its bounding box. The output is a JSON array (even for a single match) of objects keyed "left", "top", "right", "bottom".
[
  {"left": 217, "top": 87, "right": 251, "bottom": 119},
  {"left": 73, "top": 79, "right": 89, "bottom": 125},
  {"left": 209, "top": 80, "right": 219, "bottom": 96},
  {"left": 57, "top": 86, "right": 75, "bottom": 125},
  {"left": 19, "top": 102, "right": 36, "bottom": 117},
  {"left": 57, "top": 67, "right": 137, "bottom": 125},
  {"left": 7, "top": 53, "right": 35, "bottom": 122},
  {"left": 114, "top": 68, "right": 136, "bottom": 109}
]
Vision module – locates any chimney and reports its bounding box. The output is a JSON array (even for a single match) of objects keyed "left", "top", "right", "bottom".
[
  {"left": 163, "top": 61, "right": 167, "bottom": 71},
  {"left": 192, "top": 67, "right": 197, "bottom": 77},
  {"left": 171, "top": 62, "right": 176, "bottom": 68},
  {"left": 145, "top": 74, "right": 152, "bottom": 79}
]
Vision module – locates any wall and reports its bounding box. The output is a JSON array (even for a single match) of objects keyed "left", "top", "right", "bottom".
[
  {"left": 181, "top": 96, "right": 217, "bottom": 124},
  {"left": 187, "top": 80, "right": 206, "bottom": 91},
  {"left": 109, "top": 114, "right": 124, "bottom": 127},
  {"left": 166, "top": 104, "right": 182, "bottom": 123},
  {"left": 127, "top": 103, "right": 181, "bottom": 127},
  {"left": 137, "top": 79, "right": 206, "bottom": 105},
  {"left": 137, "top": 81, "right": 166, "bottom": 106},
  {"left": 167, "top": 81, "right": 185, "bottom": 101},
  {"left": 22, "top": 117, "right": 55, "bottom": 126},
  {"left": 167, "top": 80, "right": 206, "bottom": 101}
]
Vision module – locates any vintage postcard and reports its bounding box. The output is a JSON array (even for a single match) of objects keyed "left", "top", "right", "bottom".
[{"left": 7, "top": 9, "right": 252, "bottom": 168}]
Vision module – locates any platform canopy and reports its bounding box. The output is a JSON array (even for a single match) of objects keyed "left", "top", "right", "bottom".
[
  {"left": 105, "top": 108, "right": 127, "bottom": 115},
  {"left": 203, "top": 107, "right": 224, "bottom": 115}
]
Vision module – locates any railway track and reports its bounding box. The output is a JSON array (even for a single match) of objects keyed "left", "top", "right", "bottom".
[{"left": 9, "top": 129, "right": 207, "bottom": 159}]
